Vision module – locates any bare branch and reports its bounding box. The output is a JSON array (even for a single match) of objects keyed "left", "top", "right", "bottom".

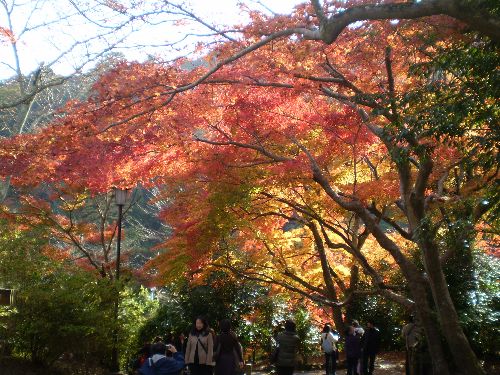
[
  {"left": 165, "top": 1, "right": 239, "bottom": 43},
  {"left": 195, "top": 136, "right": 291, "bottom": 163}
]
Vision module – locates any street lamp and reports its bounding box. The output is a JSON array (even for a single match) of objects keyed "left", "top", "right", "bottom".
[
  {"left": 110, "top": 187, "right": 131, "bottom": 374},
  {"left": 114, "top": 188, "right": 130, "bottom": 281}
]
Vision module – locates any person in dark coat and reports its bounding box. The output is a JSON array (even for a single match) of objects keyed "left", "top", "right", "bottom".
[
  {"left": 214, "top": 319, "right": 244, "bottom": 375},
  {"left": 275, "top": 320, "right": 300, "bottom": 375},
  {"left": 361, "top": 319, "right": 381, "bottom": 375},
  {"left": 174, "top": 332, "right": 187, "bottom": 354},
  {"left": 139, "top": 342, "right": 185, "bottom": 375},
  {"left": 345, "top": 326, "right": 362, "bottom": 375}
]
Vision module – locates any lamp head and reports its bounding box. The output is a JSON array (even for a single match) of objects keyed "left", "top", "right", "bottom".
[{"left": 114, "top": 188, "right": 130, "bottom": 206}]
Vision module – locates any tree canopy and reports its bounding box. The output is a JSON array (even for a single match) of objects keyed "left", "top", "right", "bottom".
[{"left": 0, "top": 1, "right": 498, "bottom": 374}]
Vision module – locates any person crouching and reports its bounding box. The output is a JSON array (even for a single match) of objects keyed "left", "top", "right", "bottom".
[{"left": 139, "top": 342, "right": 185, "bottom": 375}]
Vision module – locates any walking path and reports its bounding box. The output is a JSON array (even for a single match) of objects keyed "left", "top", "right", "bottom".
[
  {"left": 254, "top": 351, "right": 500, "bottom": 375},
  {"left": 254, "top": 352, "right": 405, "bottom": 375}
]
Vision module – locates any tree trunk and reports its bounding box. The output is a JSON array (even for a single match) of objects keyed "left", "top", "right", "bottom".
[
  {"left": 346, "top": 205, "right": 451, "bottom": 374},
  {"left": 407, "top": 167, "right": 485, "bottom": 375},
  {"left": 309, "top": 222, "right": 345, "bottom": 333},
  {"left": 308, "top": 152, "right": 456, "bottom": 375},
  {"left": 344, "top": 265, "right": 359, "bottom": 325},
  {"left": 331, "top": 305, "right": 345, "bottom": 334},
  {"left": 404, "top": 273, "right": 451, "bottom": 375},
  {"left": 420, "top": 238, "right": 485, "bottom": 375}
]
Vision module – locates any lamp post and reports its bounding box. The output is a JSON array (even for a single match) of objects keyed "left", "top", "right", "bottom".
[{"left": 110, "top": 188, "right": 131, "bottom": 374}]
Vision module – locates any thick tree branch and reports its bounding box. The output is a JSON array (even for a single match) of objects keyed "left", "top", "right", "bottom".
[
  {"left": 308, "top": 221, "right": 340, "bottom": 300},
  {"left": 368, "top": 204, "right": 413, "bottom": 240},
  {"left": 318, "top": 0, "right": 500, "bottom": 44},
  {"left": 195, "top": 136, "right": 290, "bottom": 162}
]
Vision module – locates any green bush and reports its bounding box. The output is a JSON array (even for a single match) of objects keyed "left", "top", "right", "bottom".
[
  {"left": 0, "top": 223, "right": 110, "bottom": 366},
  {"left": 138, "top": 275, "right": 320, "bottom": 365},
  {"left": 0, "top": 221, "right": 158, "bottom": 371}
]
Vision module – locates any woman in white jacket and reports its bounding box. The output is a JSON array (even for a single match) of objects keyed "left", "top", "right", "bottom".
[{"left": 320, "top": 324, "right": 338, "bottom": 375}]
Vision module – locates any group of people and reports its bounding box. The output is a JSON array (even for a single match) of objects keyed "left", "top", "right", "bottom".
[
  {"left": 131, "top": 317, "right": 382, "bottom": 375},
  {"left": 320, "top": 319, "right": 381, "bottom": 375},
  {"left": 132, "top": 317, "right": 243, "bottom": 375}
]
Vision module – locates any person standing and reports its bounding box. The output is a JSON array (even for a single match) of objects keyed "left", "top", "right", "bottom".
[
  {"left": 361, "top": 319, "right": 380, "bottom": 375},
  {"left": 351, "top": 320, "right": 364, "bottom": 375},
  {"left": 352, "top": 320, "right": 365, "bottom": 337},
  {"left": 214, "top": 319, "right": 244, "bottom": 375},
  {"left": 274, "top": 320, "right": 300, "bottom": 375},
  {"left": 165, "top": 332, "right": 175, "bottom": 346},
  {"left": 345, "top": 326, "right": 362, "bottom": 375},
  {"left": 185, "top": 317, "right": 214, "bottom": 375},
  {"left": 174, "top": 332, "right": 187, "bottom": 354},
  {"left": 320, "top": 324, "right": 338, "bottom": 375},
  {"left": 209, "top": 328, "right": 217, "bottom": 372}
]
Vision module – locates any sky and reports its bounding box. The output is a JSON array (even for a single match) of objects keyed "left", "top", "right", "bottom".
[{"left": 0, "top": 0, "right": 304, "bottom": 79}]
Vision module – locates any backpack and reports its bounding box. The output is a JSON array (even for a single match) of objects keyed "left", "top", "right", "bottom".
[{"left": 321, "top": 333, "right": 334, "bottom": 353}]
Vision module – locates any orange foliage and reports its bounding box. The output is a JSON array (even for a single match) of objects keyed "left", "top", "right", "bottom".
[{"left": 0, "top": 4, "right": 486, "bottom": 294}]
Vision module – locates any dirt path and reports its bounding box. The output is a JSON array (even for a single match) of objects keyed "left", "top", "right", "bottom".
[
  {"left": 363, "top": 353, "right": 405, "bottom": 375},
  {"left": 254, "top": 352, "right": 406, "bottom": 375},
  {"left": 366, "top": 352, "right": 405, "bottom": 375},
  {"left": 253, "top": 351, "right": 500, "bottom": 375}
]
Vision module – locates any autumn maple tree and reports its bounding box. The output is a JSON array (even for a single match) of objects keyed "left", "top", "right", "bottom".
[
  {"left": 0, "top": 1, "right": 498, "bottom": 375},
  {"left": 2, "top": 186, "right": 137, "bottom": 278}
]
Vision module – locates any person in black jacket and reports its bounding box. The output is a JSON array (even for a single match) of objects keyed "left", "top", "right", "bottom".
[
  {"left": 361, "top": 319, "right": 380, "bottom": 375},
  {"left": 214, "top": 319, "right": 244, "bottom": 375},
  {"left": 174, "top": 332, "right": 187, "bottom": 355},
  {"left": 274, "top": 320, "right": 300, "bottom": 375},
  {"left": 344, "top": 326, "right": 361, "bottom": 375}
]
